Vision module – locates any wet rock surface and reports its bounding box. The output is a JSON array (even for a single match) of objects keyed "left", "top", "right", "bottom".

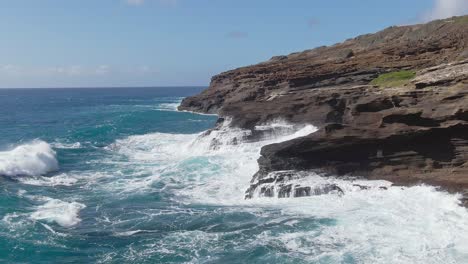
[
  {"left": 179, "top": 16, "right": 468, "bottom": 203},
  {"left": 245, "top": 171, "right": 345, "bottom": 199}
]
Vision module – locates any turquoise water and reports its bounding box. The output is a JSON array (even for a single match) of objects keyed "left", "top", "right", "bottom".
[{"left": 1, "top": 87, "right": 468, "bottom": 264}]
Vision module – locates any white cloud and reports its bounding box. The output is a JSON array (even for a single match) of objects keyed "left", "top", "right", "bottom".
[
  {"left": 0, "top": 65, "right": 159, "bottom": 78},
  {"left": 43, "top": 66, "right": 84, "bottom": 76},
  {"left": 424, "top": 0, "right": 468, "bottom": 21},
  {"left": 95, "top": 65, "right": 111, "bottom": 75},
  {"left": 141, "top": 66, "right": 159, "bottom": 74},
  {"left": 0, "top": 65, "right": 22, "bottom": 76},
  {"left": 122, "top": 65, "right": 159, "bottom": 75}
]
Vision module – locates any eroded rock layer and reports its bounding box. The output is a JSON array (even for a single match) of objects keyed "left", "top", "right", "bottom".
[{"left": 179, "top": 16, "right": 468, "bottom": 204}]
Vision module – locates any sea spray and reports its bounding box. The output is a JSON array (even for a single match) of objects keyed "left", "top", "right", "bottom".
[
  {"left": 2, "top": 90, "right": 468, "bottom": 263},
  {"left": 104, "top": 119, "right": 468, "bottom": 263},
  {"left": 18, "top": 173, "right": 79, "bottom": 187},
  {"left": 107, "top": 119, "right": 317, "bottom": 201},
  {"left": 30, "top": 197, "right": 86, "bottom": 228},
  {"left": 0, "top": 140, "right": 58, "bottom": 177}
]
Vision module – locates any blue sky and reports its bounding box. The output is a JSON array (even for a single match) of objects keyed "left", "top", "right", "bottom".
[{"left": 0, "top": 0, "right": 467, "bottom": 88}]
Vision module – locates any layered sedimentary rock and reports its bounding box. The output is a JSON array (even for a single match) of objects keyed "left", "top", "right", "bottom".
[{"left": 179, "top": 16, "right": 468, "bottom": 204}]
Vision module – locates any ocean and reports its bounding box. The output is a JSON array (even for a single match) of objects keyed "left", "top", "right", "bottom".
[{"left": 0, "top": 87, "right": 467, "bottom": 264}]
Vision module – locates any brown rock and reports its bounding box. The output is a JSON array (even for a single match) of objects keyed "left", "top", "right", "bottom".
[{"left": 179, "top": 16, "right": 468, "bottom": 203}]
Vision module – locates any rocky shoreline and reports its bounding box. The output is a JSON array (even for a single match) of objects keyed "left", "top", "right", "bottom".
[{"left": 179, "top": 16, "right": 468, "bottom": 206}]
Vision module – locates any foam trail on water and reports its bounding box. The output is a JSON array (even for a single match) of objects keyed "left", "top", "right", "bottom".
[
  {"left": 152, "top": 97, "right": 185, "bottom": 112},
  {"left": 176, "top": 120, "right": 318, "bottom": 203},
  {"left": 246, "top": 185, "right": 468, "bottom": 264},
  {"left": 0, "top": 140, "right": 59, "bottom": 177},
  {"left": 155, "top": 103, "right": 182, "bottom": 111},
  {"left": 108, "top": 119, "right": 317, "bottom": 200},
  {"left": 104, "top": 119, "right": 468, "bottom": 262},
  {"left": 30, "top": 197, "right": 86, "bottom": 228},
  {"left": 18, "top": 173, "right": 79, "bottom": 187},
  {"left": 51, "top": 141, "right": 81, "bottom": 149},
  {"left": 109, "top": 133, "right": 197, "bottom": 161}
]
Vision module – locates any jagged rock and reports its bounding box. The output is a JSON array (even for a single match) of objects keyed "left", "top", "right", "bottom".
[
  {"left": 179, "top": 16, "right": 468, "bottom": 204},
  {"left": 412, "top": 60, "right": 468, "bottom": 89},
  {"left": 245, "top": 171, "right": 345, "bottom": 199},
  {"left": 179, "top": 16, "right": 468, "bottom": 129}
]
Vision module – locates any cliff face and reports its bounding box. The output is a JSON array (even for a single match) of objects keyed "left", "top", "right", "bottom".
[{"left": 179, "top": 16, "right": 468, "bottom": 204}]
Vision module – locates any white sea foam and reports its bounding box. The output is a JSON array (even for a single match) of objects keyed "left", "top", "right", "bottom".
[
  {"left": 106, "top": 119, "right": 316, "bottom": 196},
  {"left": 30, "top": 197, "right": 86, "bottom": 228},
  {"left": 104, "top": 118, "right": 468, "bottom": 263},
  {"left": 18, "top": 173, "right": 79, "bottom": 187},
  {"left": 2, "top": 192, "right": 85, "bottom": 231},
  {"left": 51, "top": 141, "right": 81, "bottom": 149},
  {"left": 150, "top": 97, "right": 184, "bottom": 112},
  {"left": 114, "top": 187, "right": 468, "bottom": 263},
  {"left": 108, "top": 133, "right": 197, "bottom": 161},
  {"left": 114, "top": 229, "right": 158, "bottom": 237},
  {"left": 0, "top": 140, "right": 59, "bottom": 177},
  {"left": 155, "top": 102, "right": 181, "bottom": 111},
  {"left": 178, "top": 109, "right": 219, "bottom": 116},
  {"left": 2, "top": 212, "right": 27, "bottom": 229},
  {"left": 246, "top": 185, "right": 468, "bottom": 264},
  {"left": 174, "top": 120, "right": 317, "bottom": 203}
]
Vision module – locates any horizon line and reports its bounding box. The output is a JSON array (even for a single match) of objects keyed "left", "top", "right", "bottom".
[{"left": 0, "top": 85, "right": 208, "bottom": 89}]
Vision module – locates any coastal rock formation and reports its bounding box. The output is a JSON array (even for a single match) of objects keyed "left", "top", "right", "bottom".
[
  {"left": 179, "top": 16, "right": 468, "bottom": 204},
  {"left": 245, "top": 170, "right": 345, "bottom": 199}
]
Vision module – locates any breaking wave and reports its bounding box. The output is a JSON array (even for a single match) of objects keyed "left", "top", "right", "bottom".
[
  {"left": 0, "top": 140, "right": 58, "bottom": 177},
  {"left": 29, "top": 197, "right": 86, "bottom": 228},
  {"left": 2, "top": 88, "right": 467, "bottom": 263},
  {"left": 104, "top": 119, "right": 468, "bottom": 263},
  {"left": 107, "top": 119, "right": 317, "bottom": 201}
]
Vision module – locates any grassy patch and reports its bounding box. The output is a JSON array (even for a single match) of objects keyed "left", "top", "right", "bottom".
[
  {"left": 370, "top": 70, "right": 416, "bottom": 87},
  {"left": 454, "top": 16, "right": 468, "bottom": 24}
]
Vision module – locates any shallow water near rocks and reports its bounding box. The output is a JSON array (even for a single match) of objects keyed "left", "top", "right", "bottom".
[{"left": 0, "top": 87, "right": 467, "bottom": 264}]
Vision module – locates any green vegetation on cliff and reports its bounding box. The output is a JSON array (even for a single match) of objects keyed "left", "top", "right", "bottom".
[
  {"left": 370, "top": 70, "right": 416, "bottom": 87},
  {"left": 454, "top": 16, "right": 468, "bottom": 24}
]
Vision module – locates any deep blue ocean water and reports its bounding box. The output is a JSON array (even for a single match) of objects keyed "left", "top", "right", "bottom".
[{"left": 1, "top": 87, "right": 468, "bottom": 264}]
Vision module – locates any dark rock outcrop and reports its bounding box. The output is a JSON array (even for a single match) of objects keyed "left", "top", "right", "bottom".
[
  {"left": 179, "top": 16, "right": 468, "bottom": 204},
  {"left": 244, "top": 170, "right": 345, "bottom": 199}
]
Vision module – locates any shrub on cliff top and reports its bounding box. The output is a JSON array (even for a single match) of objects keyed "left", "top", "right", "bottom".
[
  {"left": 454, "top": 16, "right": 468, "bottom": 24},
  {"left": 370, "top": 70, "right": 416, "bottom": 87}
]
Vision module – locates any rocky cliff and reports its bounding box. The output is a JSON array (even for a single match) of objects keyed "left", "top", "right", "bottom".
[{"left": 179, "top": 16, "right": 468, "bottom": 205}]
